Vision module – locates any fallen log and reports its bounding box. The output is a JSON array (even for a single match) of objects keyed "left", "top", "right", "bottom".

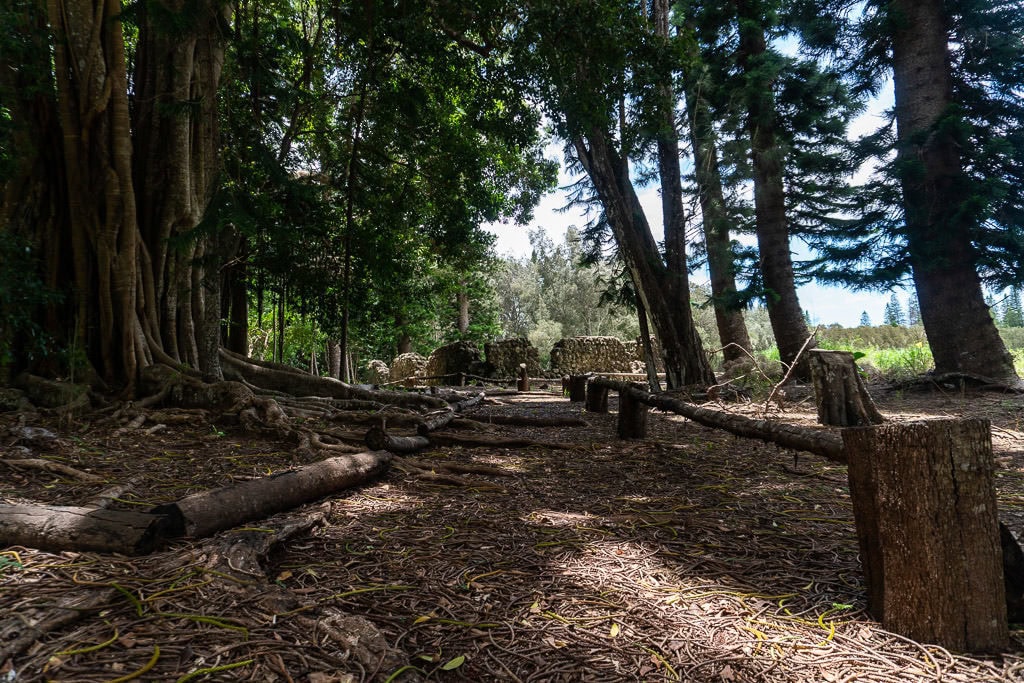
[
  {"left": 152, "top": 450, "right": 392, "bottom": 538},
  {"left": 588, "top": 377, "right": 845, "bottom": 462},
  {"left": 429, "top": 431, "right": 578, "bottom": 450},
  {"left": 462, "top": 414, "right": 589, "bottom": 428},
  {"left": 0, "top": 505, "right": 172, "bottom": 555},
  {"left": 366, "top": 426, "right": 430, "bottom": 454}
]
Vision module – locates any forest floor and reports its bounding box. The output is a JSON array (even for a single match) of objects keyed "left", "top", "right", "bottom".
[{"left": 2, "top": 380, "right": 1024, "bottom": 682}]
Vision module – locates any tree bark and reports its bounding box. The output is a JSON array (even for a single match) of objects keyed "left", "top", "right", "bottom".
[
  {"left": 808, "top": 350, "right": 885, "bottom": 427},
  {"left": 572, "top": 131, "right": 715, "bottom": 388},
  {"left": 457, "top": 286, "right": 471, "bottom": 334},
  {"left": 153, "top": 450, "right": 391, "bottom": 538},
  {"left": 843, "top": 419, "right": 1007, "bottom": 652},
  {"left": 888, "top": 0, "right": 1017, "bottom": 382},
  {"left": 680, "top": 22, "right": 753, "bottom": 363},
  {"left": 733, "top": 0, "right": 813, "bottom": 377},
  {"left": 0, "top": 504, "right": 171, "bottom": 555}
]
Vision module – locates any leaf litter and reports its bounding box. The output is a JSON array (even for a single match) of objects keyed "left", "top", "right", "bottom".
[{"left": 1, "top": 385, "right": 1023, "bottom": 681}]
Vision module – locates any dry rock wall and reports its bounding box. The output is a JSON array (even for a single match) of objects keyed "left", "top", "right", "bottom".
[
  {"left": 484, "top": 338, "right": 541, "bottom": 378},
  {"left": 389, "top": 353, "right": 427, "bottom": 382},
  {"left": 365, "top": 360, "right": 390, "bottom": 384},
  {"left": 423, "top": 341, "right": 483, "bottom": 385},
  {"left": 550, "top": 336, "right": 633, "bottom": 374}
]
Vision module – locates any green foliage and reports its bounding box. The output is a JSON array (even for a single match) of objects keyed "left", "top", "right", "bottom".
[
  {"left": 491, "top": 228, "right": 642, "bottom": 353},
  {"left": 0, "top": 237, "right": 60, "bottom": 370}
]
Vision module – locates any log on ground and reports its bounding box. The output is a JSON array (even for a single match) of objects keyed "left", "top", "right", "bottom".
[
  {"left": 588, "top": 377, "right": 845, "bottom": 461},
  {"left": 0, "top": 505, "right": 172, "bottom": 555},
  {"left": 843, "top": 419, "right": 1007, "bottom": 652},
  {"left": 152, "top": 451, "right": 392, "bottom": 539}
]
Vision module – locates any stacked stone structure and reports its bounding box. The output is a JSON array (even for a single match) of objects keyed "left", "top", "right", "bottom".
[
  {"left": 365, "top": 360, "right": 390, "bottom": 384},
  {"left": 484, "top": 338, "right": 541, "bottom": 378},
  {"left": 389, "top": 352, "right": 427, "bottom": 382},
  {"left": 549, "top": 336, "right": 633, "bottom": 374},
  {"left": 423, "top": 341, "right": 482, "bottom": 385}
]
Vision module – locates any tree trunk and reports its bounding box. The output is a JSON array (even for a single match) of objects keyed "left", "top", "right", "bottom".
[
  {"left": 153, "top": 451, "right": 392, "bottom": 538},
  {"left": 888, "top": 0, "right": 1017, "bottom": 382},
  {"left": 734, "top": 0, "right": 813, "bottom": 377},
  {"left": 572, "top": 131, "right": 715, "bottom": 388},
  {"left": 457, "top": 286, "right": 471, "bottom": 334},
  {"left": 636, "top": 294, "right": 663, "bottom": 392},
  {"left": 843, "top": 419, "right": 1007, "bottom": 652},
  {"left": 680, "top": 23, "right": 753, "bottom": 363},
  {"left": 225, "top": 243, "right": 250, "bottom": 356},
  {"left": 133, "top": 0, "right": 229, "bottom": 381},
  {"left": 327, "top": 340, "right": 342, "bottom": 379}
]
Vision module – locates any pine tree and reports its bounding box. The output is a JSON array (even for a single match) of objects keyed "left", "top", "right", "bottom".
[
  {"left": 906, "top": 293, "right": 922, "bottom": 326},
  {"left": 859, "top": 311, "right": 871, "bottom": 327},
  {"left": 1003, "top": 288, "right": 1024, "bottom": 328},
  {"left": 883, "top": 293, "right": 905, "bottom": 326}
]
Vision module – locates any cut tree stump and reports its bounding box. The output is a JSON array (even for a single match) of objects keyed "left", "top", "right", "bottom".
[
  {"left": 808, "top": 350, "right": 884, "bottom": 426},
  {"left": 843, "top": 419, "right": 1007, "bottom": 652},
  {"left": 586, "top": 382, "right": 609, "bottom": 413},
  {"left": 617, "top": 386, "right": 648, "bottom": 439},
  {"left": 152, "top": 450, "right": 392, "bottom": 538},
  {"left": 0, "top": 505, "right": 171, "bottom": 555},
  {"left": 567, "top": 375, "right": 588, "bottom": 402}
]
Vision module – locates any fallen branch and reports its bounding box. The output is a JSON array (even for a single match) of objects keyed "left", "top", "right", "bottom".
[
  {"left": 0, "top": 458, "right": 104, "bottom": 483},
  {"left": 588, "top": 377, "right": 845, "bottom": 462}
]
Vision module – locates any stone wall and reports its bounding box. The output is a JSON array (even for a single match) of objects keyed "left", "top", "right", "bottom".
[
  {"left": 549, "top": 336, "right": 633, "bottom": 374},
  {"left": 484, "top": 338, "right": 541, "bottom": 378},
  {"left": 423, "top": 341, "right": 482, "bottom": 385},
  {"left": 389, "top": 352, "right": 427, "bottom": 382},
  {"left": 626, "top": 336, "right": 665, "bottom": 372},
  {"left": 365, "top": 359, "right": 390, "bottom": 384}
]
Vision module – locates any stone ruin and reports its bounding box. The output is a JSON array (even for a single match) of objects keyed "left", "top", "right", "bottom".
[
  {"left": 624, "top": 336, "right": 666, "bottom": 372},
  {"left": 484, "top": 338, "right": 541, "bottom": 378},
  {"left": 549, "top": 336, "right": 634, "bottom": 375},
  {"left": 365, "top": 359, "right": 390, "bottom": 384},
  {"left": 423, "top": 341, "right": 483, "bottom": 385},
  {"left": 389, "top": 352, "right": 427, "bottom": 383}
]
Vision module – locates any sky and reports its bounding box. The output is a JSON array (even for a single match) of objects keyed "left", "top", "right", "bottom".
[{"left": 484, "top": 82, "right": 903, "bottom": 329}]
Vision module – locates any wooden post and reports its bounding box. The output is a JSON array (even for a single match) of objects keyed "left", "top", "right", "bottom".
[
  {"left": 843, "top": 419, "right": 1007, "bottom": 652},
  {"left": 585, "top": 380, "right": 609, "bottom": 413},
  {"left": 456, "top": 372, "right": 466, "bottom": 387},
  {"left": 809, "top": 349, "right": 884, "bottom": 426},
  {"left": 617, "top": 386, "right": 648, "bottom": 439},
  {"left": 517, "top": 364, "right": 530, "bottom": 392},
  {"left": 567, "top": 374, "right": 588, "bottom": 402}
]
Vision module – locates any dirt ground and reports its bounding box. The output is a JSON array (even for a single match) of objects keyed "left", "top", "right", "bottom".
[{"left": 2, "top": 379, "right": 1024, "bottom": 682}]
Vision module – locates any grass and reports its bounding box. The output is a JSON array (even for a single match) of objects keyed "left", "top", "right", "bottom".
[{"left": 751, "top": 332, "right": 1024, "bottom": 384}]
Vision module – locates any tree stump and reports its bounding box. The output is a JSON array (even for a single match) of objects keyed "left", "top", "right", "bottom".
[
  {"left": 843, "top": 419, "right": 1007, "bottom": 652},
  {"left": 617, "top": 387, "right": 648, "bottom": 439},
  {"left": 517, "top": 364, "right": 530, "bottom": 392},
  {"left": 809, "top": 349, "right": 884, "bottom": 426},
  {"left": 567, "top": 374, "right": 588, "bottom": 402},
  {"left": 585, "top": 380, "right": 609, "bottom": 413}
]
